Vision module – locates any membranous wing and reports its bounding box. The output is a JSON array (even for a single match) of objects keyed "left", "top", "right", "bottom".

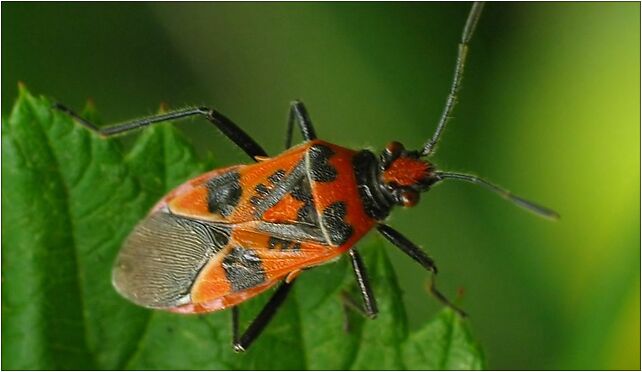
[{"left": 112, "top": 211, "right": 231, "bottom": 308}]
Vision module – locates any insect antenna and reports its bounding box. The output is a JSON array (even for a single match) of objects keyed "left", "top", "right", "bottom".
[
  {"left": 434, "top": 171, "right": 560, "bottom": 220},
  {"left": 422, "top": 2, "right": 485, "bottom": 157}
]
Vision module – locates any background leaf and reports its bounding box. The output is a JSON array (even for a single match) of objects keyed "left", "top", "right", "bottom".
[{"left": 2, "top": 88, "right": 484, "bottom": 370}]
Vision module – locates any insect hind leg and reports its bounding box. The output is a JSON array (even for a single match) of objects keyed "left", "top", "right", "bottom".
[
  {"left": 231, "top": 279, "right": 295, "bottom": 352},
  {"left": 284, "top": 100, "right": 317, "bottom": 149},
  {"left": 52, "top": 103, "right": 268, "bottom": 160}
]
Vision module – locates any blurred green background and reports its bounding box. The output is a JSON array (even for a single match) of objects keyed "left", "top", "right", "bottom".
[{"left": 3, "top": 2, "right": 639, "bottom": 370}]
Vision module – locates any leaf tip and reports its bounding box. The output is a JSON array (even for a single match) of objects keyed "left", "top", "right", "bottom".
[{"left": 17, "top": 82, "right": 32, "bottom": 100}]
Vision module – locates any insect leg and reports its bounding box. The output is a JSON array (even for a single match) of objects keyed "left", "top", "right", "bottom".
[
  {"left": 376, "top": 223, "right": 467, "bottom": 317},
  {"left": 53, "top": 103, "right": 268, "bottom": 160},
  {"left": 231, "top": 306, "right": 240, "bottom": 346},
  {"left": 377, "top": 224, "right": 438, "bottom": 273},
  {"left": 427, "top": 272, "right": 467, "bottom": 317},
  {"left": 284, "top": 100, "right": 317, "bottom": 149},
  {"left": 231, "top": 279, "right": 296, "bottom": 352},
  {"left": 346, "top": 249, "right": 378, "bottom": 319}
]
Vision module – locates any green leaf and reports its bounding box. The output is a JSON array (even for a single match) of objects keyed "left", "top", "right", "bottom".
[
  {"left": 403, "top": 309, "right": 484, "bottom": 370},
  {"left": 2, "top": 87, "right": 484, "bottom": 370}
]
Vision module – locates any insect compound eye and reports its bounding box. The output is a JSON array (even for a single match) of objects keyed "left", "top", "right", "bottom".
[
  {"left": 385, "top": 141, "right": 404, "bottom": 155},
  {"left": 381, "top": 141, "right": 405, "bottom": 169},
  {"left": 398, "top": 189, "right": 420, "bottom": 208}
]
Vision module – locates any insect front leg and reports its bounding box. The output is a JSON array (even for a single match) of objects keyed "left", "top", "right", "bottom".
[
  {"left": 376, "top": 224, "right": 467, "bottom": 317},
  {"left": 231, "top": 279, "right": 296, "bottom": 352},
  {"left": 52, "top": 103, "right": 268, "bottom": 160},
  {"left": 284, "top": 100, "right": 317, "bottom": 149}
]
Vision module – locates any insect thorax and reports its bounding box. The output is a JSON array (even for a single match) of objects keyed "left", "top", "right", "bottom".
[{"left": 353, "top": 150, "right": 395, "bottom": 220}]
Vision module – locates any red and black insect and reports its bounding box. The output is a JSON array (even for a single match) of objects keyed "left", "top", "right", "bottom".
[{"left": 54, "top": 2, "right": 557, "bottom": 352}]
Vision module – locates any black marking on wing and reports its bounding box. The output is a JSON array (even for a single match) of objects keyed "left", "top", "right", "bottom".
[
  {"left": 268, "top": 236, "right": 301, "bottom": 252},
  {"left": 112, "top": 212, "right": 230, "bottom": 308},
  {"left": 206, "top": 171, "right": 242, "bottom": 217},
  {"left": 321, "top": 201, "right": 353, "bottom": 246},
  {"left": 222, "top": 246, "right": 267, "bottom": 292},
  {"left": 250, "top": 182, "right": 270, "bottom": 207},
  {"left": 308, "top": 144, "right": 337, "bottom": 182},
  {"left": 255, "top": 183, "right": 269, "bottom": 196},
  {"left": 291, "top": 177, "right": 319, "bottom": 226},
  {"left": 252, "top": 159, "right": 307, "bottom": 218},
  {"left": 249, "top": 196, "right": 261, "bottom": 206},
  {"left": 268, "top": 169, "right": 286, "bottom": 184}
]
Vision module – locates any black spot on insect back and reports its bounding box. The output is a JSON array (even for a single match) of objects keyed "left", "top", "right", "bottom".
[
  {"left": 222, "top": 247, "right": 267, "bottom": 292},
  {"left": 206, "top": 171, "right": 242, "bottom": 217},
  {"left": 308, "top": 144, "right": 337, "bottom": 182},
  {"left": 321, "top": 201, "right": 353, "bottom": 246}
]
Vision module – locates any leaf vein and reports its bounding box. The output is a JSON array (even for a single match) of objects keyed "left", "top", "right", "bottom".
[{"left": 36, "top": 101, "right": 97, "bottom": 368}]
